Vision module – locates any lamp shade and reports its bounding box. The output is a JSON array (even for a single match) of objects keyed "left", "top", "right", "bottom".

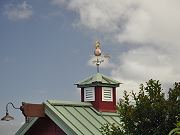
[{"left": 1, "top": 113, "right": 14, "bottom": 121}]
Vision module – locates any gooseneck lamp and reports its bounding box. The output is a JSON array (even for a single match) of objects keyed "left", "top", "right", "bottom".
[{"left": 1, "top": 102, "right": 20, "bottom": 121}]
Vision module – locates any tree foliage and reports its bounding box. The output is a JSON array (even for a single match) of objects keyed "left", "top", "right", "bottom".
[
  {"left": 168, "top": 121, "right": 180, "bottom": 135},
  {"left": 101, "top": 80, "right": 180, "bottom": 135},
  {"left": 100, "top": 123, "right": 124, "bottom": 135}
]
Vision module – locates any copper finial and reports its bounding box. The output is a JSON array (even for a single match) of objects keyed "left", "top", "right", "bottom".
[{"left": 92, "top": 41, "right": 105, "bottom": 73}]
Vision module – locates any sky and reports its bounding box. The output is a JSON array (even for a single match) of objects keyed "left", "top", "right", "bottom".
[{"left": 0, "top": 0, "right": 180, "bottom": 134}]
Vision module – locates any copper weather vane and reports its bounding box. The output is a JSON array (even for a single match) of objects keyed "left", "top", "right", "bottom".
[{"left": 93, "top": 41, "right": 110, "bottom": 73}]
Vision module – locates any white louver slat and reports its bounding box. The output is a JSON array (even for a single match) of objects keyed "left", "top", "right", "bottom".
[
  {"left": 102, "top": 87, "right": 113, "bottom": 101},
  {"left": 84, "top": 87, "right": 95, "bottom": 101}
]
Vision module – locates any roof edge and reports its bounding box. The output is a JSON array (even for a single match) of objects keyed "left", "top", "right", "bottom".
[
  {"left": 91, "top": 107, "right": 120, "bottom": 116},
  {"left": 75, "top": 73, "right": 121, "bottom": 87},
  {"left": 76, "top": 83, "right": 120, "bottom": 88},
  {"left": 46, "top": 100, "right": 92, "bottom": 107},
  {"left": 44, "top": 101, "right": 80, "bottom": 135},
  {"left": 15, "top": 117, "right": 38, "bottom": 135}
]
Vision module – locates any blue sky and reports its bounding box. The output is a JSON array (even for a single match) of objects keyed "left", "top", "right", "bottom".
[{"left": 1, "top": 0, "right": 180, "bottom": 134}]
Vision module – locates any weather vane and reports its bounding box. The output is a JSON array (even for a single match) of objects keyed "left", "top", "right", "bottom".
[{"left": 93, "top": 41, "right": 110, "bottom": 73}]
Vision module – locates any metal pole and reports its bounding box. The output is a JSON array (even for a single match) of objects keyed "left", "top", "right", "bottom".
[{"left": 97, "top": 64, "right": 99, "bottom": 73}]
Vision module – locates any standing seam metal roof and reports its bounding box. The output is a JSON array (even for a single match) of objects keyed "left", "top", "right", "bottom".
[{"left": 16, "top": 100, "right": 121, "bottom": 135}]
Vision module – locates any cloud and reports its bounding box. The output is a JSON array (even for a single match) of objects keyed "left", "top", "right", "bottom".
[
  {"left": 112, "top": 46, "right": 179, "bottom": 97},
  {"left": 67, "top": 0, "right": 137, "bottom": 33},
  {"left": 116, "top": 1, "right": 180, "bottom": 47},
  {"left": 112, "top": 46, "right": 178, "bottom": 82},
  {"left": 54, "top": 0, "right": 180, "bottom": 48},
  {"left": 52, "top": 0, "right": 180, "bottom": 98},
  {"left": 4, "top": 1, "right": 33, "bottom": 21}
]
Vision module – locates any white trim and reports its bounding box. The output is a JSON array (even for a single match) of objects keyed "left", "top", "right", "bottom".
[
  {"left": 84, "top": 87, "right": 95, "bottom": 101},
  {"left": 102, "top": 87, "right": 113, "bottom": 101}
]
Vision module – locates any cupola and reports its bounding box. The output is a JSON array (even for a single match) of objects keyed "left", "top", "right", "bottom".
[{"left": 76, "top": 41, "right": 121, "bottom": 112}]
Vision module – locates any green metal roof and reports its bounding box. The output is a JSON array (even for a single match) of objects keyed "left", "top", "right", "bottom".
[
  {"left": 16, "top": 100, "right": 121, "bottom": 135},
  {"left": 15, "top": 118, "right": 38, "bottom": 135},
  {"left": 76, "top": 73, "right": 121, "bottom": 88}
]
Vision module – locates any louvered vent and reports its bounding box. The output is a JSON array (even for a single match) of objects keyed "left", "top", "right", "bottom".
[
  {"left": 102, "top": 87, "right": 113, "bottom": 101},
  {"left": 84, "top": 87, "right": 95, "bottom": 101}
]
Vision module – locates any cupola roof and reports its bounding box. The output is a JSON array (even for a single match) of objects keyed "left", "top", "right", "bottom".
[{"left": 76, "top": 73, "right": 121, "bottom": 88}]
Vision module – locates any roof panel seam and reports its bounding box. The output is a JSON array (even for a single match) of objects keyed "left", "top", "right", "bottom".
[
  {"left": 73, "top": 106, "right": 102, "bottom": 133},
  {"left": 111, "top": 116, "right": 121, "bottom": 125},
  {"left": 45, "top": 102, "right": 80, "bottom": 135},
  {"left": 84, "top": 107, "right": 106, "bottom": 126},
  {"left": 56, "top": 105, "right": 84, "bottom": 135},
  {"left": 63, "top": 106, "right": 95, "bottom": 135}
]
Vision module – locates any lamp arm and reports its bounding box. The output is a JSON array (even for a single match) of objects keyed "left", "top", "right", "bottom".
[{"left": 6, "top": 102, "right": 20, "bottom": 113}]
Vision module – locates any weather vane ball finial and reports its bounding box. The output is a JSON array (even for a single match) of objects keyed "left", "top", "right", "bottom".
[
  {"left": 92, "top": 40, "right": 104, "bottom": 73},
  {"left": 92, "top": 41, "right": 110, "bottom": 73},
  {"left": 94, "top": 41, "right": 101, "bottom": 56}
]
